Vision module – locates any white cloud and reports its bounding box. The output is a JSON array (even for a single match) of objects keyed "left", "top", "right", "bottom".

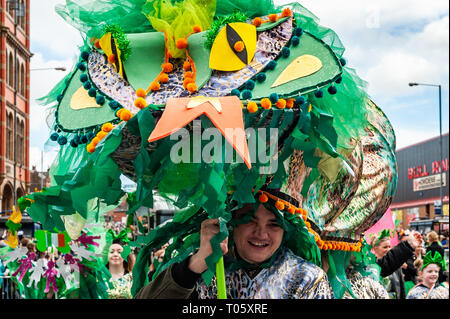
[{"left": 30, "top": 0, "right": 82, "bottom": 61}]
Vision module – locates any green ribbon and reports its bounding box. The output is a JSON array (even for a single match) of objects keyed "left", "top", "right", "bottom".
[
  {"left": 374, "top": 229, "right": 393, "bottom": 246},
  {"left": 421, "top": 251, "right": 445, "bottom": 270},
  {"left": 106, "top": 228, "right": 131, "bottom": 244}
]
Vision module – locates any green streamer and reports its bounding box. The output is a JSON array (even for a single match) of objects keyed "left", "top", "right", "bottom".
[{"left": 216, "top": 256, "right": 227, "bottom": 299}]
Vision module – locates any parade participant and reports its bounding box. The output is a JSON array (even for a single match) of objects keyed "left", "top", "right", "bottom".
[
  {"left": 136, "top": 200, "right": 333, "bottom": 299},
  {"left": 369, "top": 230, "right": 421, "bottom": 299},
  {"left": 105, "top": 229, "right": 135, "bottom": 299},
  {"left": 16, "top": 0, "right": 399, "bottom": 299},
  {"left": 407, "top": 251, "right": 449, "bottom": 299},
  {"left": 425, "top": 231, "right": 446, "bottom": 283}
]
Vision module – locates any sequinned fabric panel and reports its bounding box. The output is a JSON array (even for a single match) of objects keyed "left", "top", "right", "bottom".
[{"left": 196, "top": 247, "right": 333, "bottom": 299}]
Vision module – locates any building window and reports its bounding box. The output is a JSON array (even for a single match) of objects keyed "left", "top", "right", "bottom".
[
  {"left": 19, "top": 1, "right": 26, "bottom": 29},
  {"left": 6, "top": 113, "right": 14, "bottom": 160},
  {"left": 17, "top": 120, "right": 25, "bottom": 165},
  {"left": 20, "top": 63, "right": 25, "bottom": 96},
  {"left": 8, "top": 52, "right": 14, "bottom": 87}
]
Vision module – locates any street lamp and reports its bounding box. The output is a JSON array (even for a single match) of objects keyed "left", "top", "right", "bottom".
[
  {"left": 30, "top": 67, "right": 67, "bottom": 71},
  {"left": 409, "top": 82, "right": 444, "bottom": 223}
]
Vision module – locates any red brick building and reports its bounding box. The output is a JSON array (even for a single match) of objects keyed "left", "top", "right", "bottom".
[{"left": 0, "top": 0, "right": 31, "bottom": 216}]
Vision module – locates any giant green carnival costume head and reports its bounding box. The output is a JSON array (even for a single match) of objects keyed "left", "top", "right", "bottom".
[{"left": 19, "top": 0, "right": 397, "bottom": 299}]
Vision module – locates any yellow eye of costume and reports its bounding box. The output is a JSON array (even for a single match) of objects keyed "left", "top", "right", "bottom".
[{"left": 209, "top": 22, "right": 257, "bottom": 71}]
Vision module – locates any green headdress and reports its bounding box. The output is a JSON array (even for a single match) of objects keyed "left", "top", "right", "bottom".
[
  {"left": 421, "top": 251, "right": 446, "bottom": 271},
  {"left": 20, "top": 0, "right": 398, "bottom": 299}
]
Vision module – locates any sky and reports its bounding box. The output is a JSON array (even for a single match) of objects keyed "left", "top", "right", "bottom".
[{"left": 29, "top": 0, "right": 449, "bottom": 171}]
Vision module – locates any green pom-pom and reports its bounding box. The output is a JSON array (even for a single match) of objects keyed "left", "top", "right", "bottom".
[
  {"left": 96, "top": 95, "right": 106, "bottom": 105},
  {"left": 265, "top": 60, "right": 277, "bottom": 71},
  {"left": 269, "top": 93, "right": 279, "bottom": 103},
  {"left": 80, "top": 74, "right": 88, "bottom": 83},
  {"left": 230, "top": 89, "right": 240, "bottom": 97},
  {"left": 256, "top": 72, "right": 266, "bottom": 83},
  {"left": 81, "top": 51, "right": 90, "bottom": 61},
  {"left": 241, "top": 89, "right": 252, "bottom": 100},
  {"left": 88, "top": 88, "right": 97, "bottom": 97}
]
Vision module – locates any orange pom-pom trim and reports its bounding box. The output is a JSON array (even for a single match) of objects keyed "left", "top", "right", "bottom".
[
  {"left": 158, "top": 73, "right": 169, "bottom": 83},
  {"left": 101, "top": 123, "right": 114, "bottom": 132},
  {"left": 161, "top": 63, "right": 174, "bottom": 73},
  {"left": 247, "top": 101, "right": 258, "bottom": 113},
  {"left": 252, "top": 17, "right": 262, "bottom": 27},
  {"left": 287, "top": 206, "right": 296, "bottom": 214},
  {"left": 91, "top": 137, "right": 101, "bottom": 146},
  {"left": 282, "top": 8, "right": 292, "bottom": 17},
  {"left": 136, "top": 88, "right": 146, "bottom": 98},
  {"left": 193, "top": 25, "right": 202, "bottom": 33},
  {"left": 134, "top": 97, "right": 147, "bottom": 109},
  {"left": 183, "top": 61, "right": 191, "bottom": 71},
  {"left": 286, "top": 99, "right": 294, "bottom": 109},
  {"left": 184, "top": 71, "right": 193, "bottom": 78},
  {"left": 150, "top": 81, "right": 161, "bottom": 91},
  {"left": 96, "top": 131, "right": 108, "bottom": 140},
  {"left": 183, "top": 77, "right": 195, "bottom": 88},
  {"left": 268, "top": 14, "right": 278, "bottom": 22},
  {"left": 275, "top": 201, "right": 285, "bottom": 211},
  {"left": 276, "top": 99, "right": 286, "bottom": 109},
  {"left": 259, "top": 194, "right": 268, "bottom": 203},
  {"left": 176, "top": 38, "right": 188, "bottom": 49},
  {"left": 234, "top": 41, "right": 245, "bottom": 52},
  {"left": 108, "top": 54, "right": 116, "bottom": 64},
  {"left": 261, "top": 98, "right": 272, "bottom": 110},
  {"left": 119, "top": 109, "right": 132, "bottom": 121},
  {"left": 116, "top": 108, "right": 124, "bottom": 117},
  {"left": 187, "top": 82, "right": 197, "bottom": 93},
  {"left": 86, "top": 143, "right": 96, "bottom": 153}
]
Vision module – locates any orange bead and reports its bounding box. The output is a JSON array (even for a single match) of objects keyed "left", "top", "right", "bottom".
[
  {"left": 268, "top": 14, "right": 278, "bottom": 22},
  {"left": 259, "top": 193, "right": 268, "bottom": 203},
  {"left": 252, "top": 17, "right": 262, "bottom": 27},
  {"left": 193, "top": 25, "right": 202, "bottom": 33},
  {"left": 247, "top": 101, "right": 258, "bottom": 113},
  {"left": 286, "top": 99, "right": 294, "bottom": 109},
  {"left": 136, "top": 88, "right": 146, "bottom": 98},
  {"left": 176, "top": 38, "right": 188, "bottom": 49},
  {"left": 96, "top": 131, "right": 108, "bottom": 139},
  {"left": 134, "top": 97, "right": 147, "bottom": 109},
  {"left": 276, "top": 99, "right": 286, "bottom": 109},
  {"left": 158, "top": 73, "right": 169, "bottom": 83},
  {"left": 108, "top": 54, "right": 116, "bottom": 64},
  {"left": 183, "top": 77, "right": 195, "bottom": 88},
  {"left": 282, "top": 8, "right": 292, "bottom": 17},
  {"left": 91, "top": 137, "right": 100, "bottom": 146},
  {"left": 183, "top": 61, "right": 191, "bottom": 71},
  {"left": 150, "top": 81, "right": 160, "bottom": 91},
  {"left": 161, "top": 63, "right": 173, "bottom": 73},
  {"left": 101, "top": 122, "right": 114, "bottom": 132},
  {"left": 86, "top": 143, "right": 96, "bottom": 153},
  {"left": 187, "top": 82, "right": 197, "bottom": 93},
  {"left": 120, "top": 110, "right": 132, "bottom": 121},
  {"left": 261, "top": 98, "right": 272, "bottom": 110},
  {"left": 275, "top": 201, "right": 285, "bottom": 211},
  {"left": 234, "top": 41, "right": 245, "bottom": 52}
]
